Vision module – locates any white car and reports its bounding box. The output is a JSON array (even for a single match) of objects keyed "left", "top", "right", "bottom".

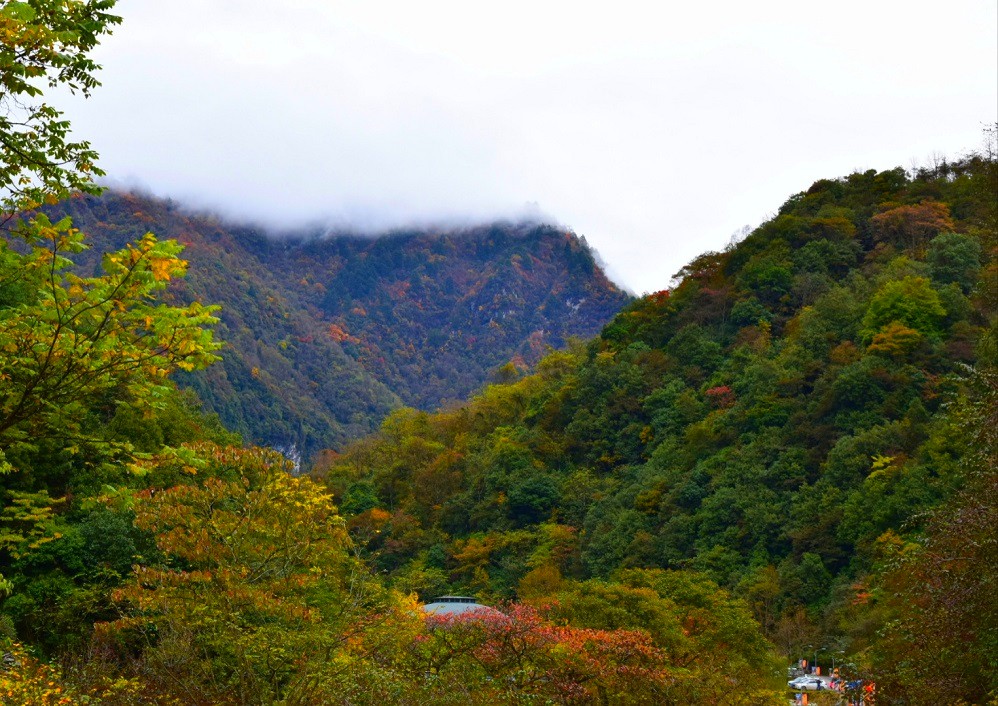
[{"left": 788, "top": 676, "right": 825, "bottom": 691}]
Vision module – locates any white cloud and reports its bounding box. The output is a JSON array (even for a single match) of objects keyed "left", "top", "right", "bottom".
[{"left": 59, "top": 0, "right": 998, "bottom": 293}]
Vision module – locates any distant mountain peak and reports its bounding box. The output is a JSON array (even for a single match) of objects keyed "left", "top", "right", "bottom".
[{"left": 55, "top": 190, "right": 631, "bottom": 458}]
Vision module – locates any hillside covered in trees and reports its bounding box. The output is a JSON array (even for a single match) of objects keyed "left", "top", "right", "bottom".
[
  {"left": 319, "top": 145, "right": 997, "bottom": 703},
  {"left": 54, "top": 191, "right": 629, "bottom": 459}
]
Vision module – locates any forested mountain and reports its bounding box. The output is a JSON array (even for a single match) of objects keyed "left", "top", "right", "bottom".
[
  {"left": 319, "top": 149, "right": 997, "bottom": 702},
  {"left": 55, "top": 191, "right": 630, "bottom": 458}
]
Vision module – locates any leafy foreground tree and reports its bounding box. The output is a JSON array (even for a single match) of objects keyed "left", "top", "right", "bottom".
[
  {"left": 90, "top": 446, "right": 384, "bottom": 705},
  {"left": 0, "top": 216, "right": 221, "bottom": 472},
  {"left": 1, "top": 0, "right": 226, "bottom": 638},
  {"left": 0, "top": 0, "right": 119, "bottom": 213},
  {"left": 0, "top": 138, "right": 221, "bottom": 648},
  {"left": 1, "top": 0, "right": 218, "bottom": 467}
]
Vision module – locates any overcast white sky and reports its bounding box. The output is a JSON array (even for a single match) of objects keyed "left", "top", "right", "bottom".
[{"left": 61, "top": 0, "right": 998, "bottom": 294}]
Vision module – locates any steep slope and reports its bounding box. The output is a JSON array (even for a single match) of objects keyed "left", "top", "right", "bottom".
[
  {"left": 319, "top": 152, "right": 996, "bottom": 698},
  {"left": 56, "top": 192, "right": 630, "bottom": 458}
]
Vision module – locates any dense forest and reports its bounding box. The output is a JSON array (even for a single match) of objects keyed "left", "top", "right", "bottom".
[
  {"left": 318, "top": 141, "right": 998, "bottom": 702},
  {"left": 53, "top": 191, "right": 628, "bottom": 460},
  {"left": 1, "top": 2, "right": 995, "bottom": 705}
]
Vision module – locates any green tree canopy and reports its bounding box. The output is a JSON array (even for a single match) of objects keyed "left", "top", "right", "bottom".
[
  {"left": 0, "top": 0, "right": 120, "bottom": 214},
  {"left": 860, "top": 275, "right": 947, "bottom": 343},
  {"left": 0, "top": 215, "right": 220, "bottom": 473}
]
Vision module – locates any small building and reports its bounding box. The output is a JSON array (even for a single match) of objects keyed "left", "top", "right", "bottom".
[{"left": 421, "top": 595, "right": 500, "bottom": 618}]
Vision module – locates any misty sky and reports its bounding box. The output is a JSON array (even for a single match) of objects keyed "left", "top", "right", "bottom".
[{"left": 61, "top": 0, "right": 997, "bottom": 294}]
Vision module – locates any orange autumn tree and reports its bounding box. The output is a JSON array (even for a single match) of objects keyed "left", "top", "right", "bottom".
[
  {"left": 541, "top": 570, "right": 785, "bottom": 704},
  {"left": 870, "top": 201, "right": 954, "bottom": 252},
  {"left": 319, "top": 522, "right": 783, "bottom": 704},
  {"left": 340, "top": 601, "right": 674, "bottom": 705},
  {"left": 96, "top": 446, "right": 384, "bottom": 706}
]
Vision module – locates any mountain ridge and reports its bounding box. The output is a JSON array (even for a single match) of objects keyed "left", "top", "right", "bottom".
[
  {"left": 53, "top": 190, "right": 631, "bottom": 458},
  {"left": 316, "top": 153, "right": 996, "bottom": 700}
]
